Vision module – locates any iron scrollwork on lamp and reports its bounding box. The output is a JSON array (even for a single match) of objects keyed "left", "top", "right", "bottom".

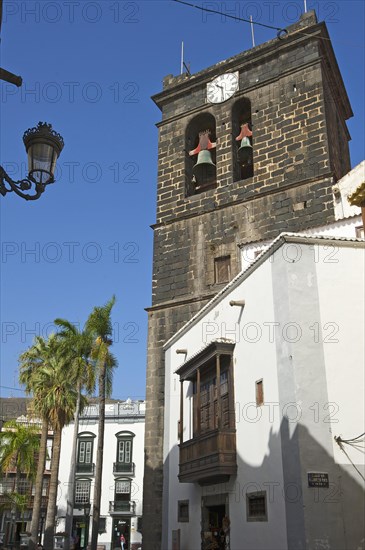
[{"left": 0, "top": 121, "right": 64, "bottom": 200}]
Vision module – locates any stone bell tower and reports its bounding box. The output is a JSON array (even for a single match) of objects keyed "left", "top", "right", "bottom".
[{"left": 143, "top": 11, "right": 352, "bottom": 549}]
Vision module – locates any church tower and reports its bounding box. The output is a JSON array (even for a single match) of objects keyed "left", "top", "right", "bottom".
[{"left": 143, "top": 11, "right": 352, "bottom": 549}]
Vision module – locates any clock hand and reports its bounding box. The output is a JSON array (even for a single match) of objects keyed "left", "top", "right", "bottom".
[{"left": 215, "top": 84, "right": 225, "bottom": 99}]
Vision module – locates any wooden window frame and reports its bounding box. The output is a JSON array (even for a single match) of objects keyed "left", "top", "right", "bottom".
[
  {"left": 246, "top": 491, "right": 268, "bottom": 522},
  {"left": 177, "top": 500, "right": 189, "bottom": 523},
  {"left": 214, "top": 255, "right": 231, "bottom": 285},
  {"left": 117, "top": 437, "right": 133, "bottom": 465},
  {"left": 75, "top": 479, "right": 91, "bottom": 505},
  {"left": 78, "top": 440, "right": 93, "bottom": 464}
]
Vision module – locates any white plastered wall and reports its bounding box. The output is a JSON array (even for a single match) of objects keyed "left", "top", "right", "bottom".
[{"left": 164, "top": 257, "right": 288, "bottom": 550}]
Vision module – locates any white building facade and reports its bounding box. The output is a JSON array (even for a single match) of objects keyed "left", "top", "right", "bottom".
[
  {"left": 57, "top": 400, "right": 145, "bottom": 550},
  {"left": 240, "top": 161, "right": 364, "bottom": 270},
  {"left": 162, "top": 235, "right": 365, "bottom": 550}
]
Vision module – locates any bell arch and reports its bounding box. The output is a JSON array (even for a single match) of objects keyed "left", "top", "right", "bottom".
[
  {"left": 232, "top": 98, "right": 253, "bottom": 182},
  {"left": 185, "top": 112, "right": 217, "bottom": 196}
]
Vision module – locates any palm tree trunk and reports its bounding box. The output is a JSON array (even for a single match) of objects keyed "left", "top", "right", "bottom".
[
  {"left": 29, "top": 421, "right": 49, "bottom": 550},
  {"left": 44, "top": 427, "right": 62, "bottom": 550},
  {"left": 90, "top": 368, "right": 106, "bottom": 550},
  {"left": 12, "top": 453, "right": 21, "bottom": 546},
  {"left": 64, "top": 385, "right": 82, "bottom": 550}
]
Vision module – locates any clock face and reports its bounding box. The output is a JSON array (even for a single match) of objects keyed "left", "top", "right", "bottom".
[{"left": 207, "top": 72, "right": 239, "bottom": 104}]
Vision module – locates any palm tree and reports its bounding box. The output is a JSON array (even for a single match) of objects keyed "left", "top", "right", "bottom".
[
  {"left": 19, "top": 334, "right": 82, "bottom": 550},
  {"left": 0, "top": 420, "right": 40, "bottom": 544},
  {"left": 86, "top": 296, "right": 117, "bottom": 550},
  {"left": 19, "top": 335, "right": 56, "bottom": 550},
  {"left": 0, "top": 492, "right": 29, "bottom": 541},
  {"left": 0, "top": 420, "right": 40, "bottom": 483},
  {"left": 53, "top": 318, "right": 95, "bottom": 549},
  {"left": 32, "top": 353, "right": 82, "bottom": 549}
]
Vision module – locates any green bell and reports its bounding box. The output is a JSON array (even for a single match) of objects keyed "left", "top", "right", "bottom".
[
  {"left": 237, "top": 136, "right": 253, "bottom": 165},
  {"left": 192, "top": 150, "right": 216, "bottom": 183}
]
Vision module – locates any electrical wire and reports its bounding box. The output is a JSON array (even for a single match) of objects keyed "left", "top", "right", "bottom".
[
  {"left": 335, "top": 438, "right": 365, "bottom": 482},
  {"left": 337, "top": 432, "right": 365, "bottom": 443},
  {"left": 172, "top": 0, "right": 283, "bottom": 32},
  {"left": 0, "top": 385, "right": 26, "bottom": 393},
  {"left": 344, "top": 442, "right": 365, "bottom": 455},
  {"left": 172, "top": 0, "right": 363, "bottom": 47},
  {"left": 334, "top": 435, "right": 365, "bottom": 481}
]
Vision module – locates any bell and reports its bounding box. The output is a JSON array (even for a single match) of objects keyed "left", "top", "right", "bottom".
[
  {"left": 192, "top": 150, "right": 216, "bottom": 182},
  {"left": 237, "top": 137, "right": 253, "bottom": 165}
]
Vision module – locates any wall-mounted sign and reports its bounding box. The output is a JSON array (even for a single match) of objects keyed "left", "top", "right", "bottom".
[{"left": 308, "top": 473, "right": 329, "bottom": 488}]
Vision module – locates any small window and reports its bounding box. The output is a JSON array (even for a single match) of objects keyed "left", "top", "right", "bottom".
[
  {"left": 115, "top": 431, "right": 135, "bottom": 474},
  {"left": 18, "top": 477, "right": 32, "bottom": 496},
  {"left": 256, "top": 380, "right": 264, "bottom": 406},
  {"left": 78, "top": 440, "right": 93, "bottom": 464},
  {"left": 246, "top": 491, "right": 267, "bottom": 522},
  {"left": 76, "top": 434, "right": 95, "bottom": 473},
  {"left": 115, "top": 480, "right": 131, "bottom": 494},
  {"left": 118, "top": 440, "right": 132, "bottom": 464},
  {"left": 214, "top": 256, "right": 231, "bottom": 284},
  {"left": 41, "top": 477, "right": 49, "bottom": 497},
  {"left": 0, "top": 479, "right": 12, "bottom": 493},
  {"left": 75, "top": 480, "right": 90, "bottom": 505},
  {"left": 178, "top": 500, "right": 189, "bottom": 523}
]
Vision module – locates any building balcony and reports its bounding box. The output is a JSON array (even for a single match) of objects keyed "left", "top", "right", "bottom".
[
  {"left": 76, "top": 463, "right": 95, "bottom": 475},
  {"left": 74, "top": 499, "right": 91, "bottom": 509},
  {"left": 109, "top": 500, "right": 136, "bottom": 515},
  {"left": 29, "top": 495, "right": 48, "bottom": 509},
  {"left": 179, "top": 428, "right": 237, "bottom": 485},
  {"left": 0, "top": 494, "right": 48, "bottom": 510},
  {"left": 113, "top": 462, "right": 135, "bottom": 475}
]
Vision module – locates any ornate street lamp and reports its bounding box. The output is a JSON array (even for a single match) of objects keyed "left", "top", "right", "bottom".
[
  {"left": 39, "top": 508, "right": 46, "bottom": 544},
  {"left": 0, "top": 121, "right": 64, "bottom": 200},
  {"left": 83, "top": 503, "right": 91, "bottom": 550}
]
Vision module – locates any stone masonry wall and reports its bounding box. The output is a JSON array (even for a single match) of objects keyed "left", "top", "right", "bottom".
[
  {"left": 321, "top": 63, "right": 351, "bottom": 182},
  {"left": 155, "top": 43, "right": 334, "bottom": 227}
]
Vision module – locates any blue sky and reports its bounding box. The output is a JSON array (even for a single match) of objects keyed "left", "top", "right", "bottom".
[{"left": 1, "top": 0, "right": 364, "bottom": 400}]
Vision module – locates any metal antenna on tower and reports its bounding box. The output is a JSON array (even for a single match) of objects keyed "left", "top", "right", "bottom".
[
  {"left": 180, "top": 41, "right": 191, "bottom": 76},
  {"left": 250, "top": 15, "right": 255, "bottom": 47}
]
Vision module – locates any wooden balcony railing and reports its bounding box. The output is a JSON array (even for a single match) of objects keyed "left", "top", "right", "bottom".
[
  {"left": 0, "top": 495, "right": 48, "bottom": 509},
  {"left": 76, "top": 463, "right": 95, "bottom": 475},
  {"left": 179, "top": 428, "right": 237, "bottom": 484},
  {"left": 113, "top": 462, "right": 135, "bottom": 475},
  {"left": 109, "top": 500, "right": 136, "bottom": 514}
]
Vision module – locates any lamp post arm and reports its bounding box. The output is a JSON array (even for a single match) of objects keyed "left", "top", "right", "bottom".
[
  {"left": 0, "top": 68, "right": 23, "bottom": 87},
  {"left": 0, "top": 165, "right": 51, "bottom": 201}
]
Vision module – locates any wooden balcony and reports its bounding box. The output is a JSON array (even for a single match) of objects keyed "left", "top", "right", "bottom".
[
  {"left": 113, "top": 462, "right": 135, "bottom": 475},
  {"left": 76, "top": 462, "right": 95, "bottom": 475},
  {"left": 109, "top": 500, "right": 136, "bottom": 515},
  {"left": 179, "top": 428, "right": 237, "bottom": 485},
  {"left": 0, "top": 494, "right": 48, "bottom": 509}
]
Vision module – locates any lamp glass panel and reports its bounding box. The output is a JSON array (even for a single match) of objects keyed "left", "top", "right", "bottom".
[{"left": 28, "top": 143, "right": 57, "bottom": 182}]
